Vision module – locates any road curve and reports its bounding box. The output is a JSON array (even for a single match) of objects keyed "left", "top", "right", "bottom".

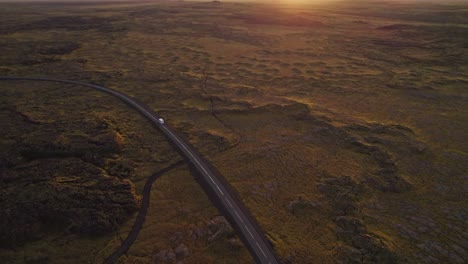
[
  {"left": 0, "top": 77, "right": 280, "bottom": 264},
  {"left": 103, "top": 160, "right": 185, "bottom": 264}
]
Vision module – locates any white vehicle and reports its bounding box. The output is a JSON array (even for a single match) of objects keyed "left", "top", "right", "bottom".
[{"left": 158, "top": 118, "right": 165, "bottom": 124}]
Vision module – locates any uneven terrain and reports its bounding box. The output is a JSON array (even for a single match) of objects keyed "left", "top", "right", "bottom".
[{"left": 0, "top": 1, "right": 467, "bottom": 263}]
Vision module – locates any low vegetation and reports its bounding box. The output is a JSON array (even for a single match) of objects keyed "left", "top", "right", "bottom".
[{"left": 0, "top": 0, "right": 466, "bottom": 263}]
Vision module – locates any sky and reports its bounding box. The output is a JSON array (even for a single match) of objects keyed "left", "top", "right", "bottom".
[
  {"left": 0, "top": 0, "right": 467, "bottom": 3},
  {"left": 0, "top": 0, "right": 442, "bottom": 1}
]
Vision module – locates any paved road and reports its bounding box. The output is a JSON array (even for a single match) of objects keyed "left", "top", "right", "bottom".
[{"left": 0, "top": 77, "right": 280, "bottom": 264}]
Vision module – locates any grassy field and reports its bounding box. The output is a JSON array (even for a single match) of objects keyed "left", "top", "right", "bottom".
[{"left": 0, "top": 0, "right": 467, "bottom": 263}]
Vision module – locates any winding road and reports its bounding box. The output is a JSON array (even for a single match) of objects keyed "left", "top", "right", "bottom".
[
  {"left": 104, "top": 160, "right": 185, "bottom": 264},
  {"left": 0, "top": 77, "right": 280, "bottom": 264}
]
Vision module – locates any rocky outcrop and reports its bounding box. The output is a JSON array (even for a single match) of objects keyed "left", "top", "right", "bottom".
[
  {"left": 316, "top": 175, "right": 399, "bottom": 263},
  {"left": 0, "top": 158, "right": 139, "bottom": 248},
  {"left": 344, "top": 122, "right": 426, "bottom": 193},
  {"left": 153, "top": 249, "right": 177, "bottom": 263},
  {"left": 207, "top": 216, "right": 234, "bottom": 241},
  {"left": 347, "top": 137, "right": 411, "bottom": 192},
  {"left": 335, "top": 216, "right": 398, "bottom": 263},
  {"left": 286, "top": 196, "right": 321, "bottom": 215},
  {"left": 227, "top": 238, "right": 244, "bottom": 250},
  {"left": 317, "top": 176, "right": 362, "bottom": 216},
  {"left": 175, "top": 243, "right": 191, "bottom": 258},
  {"left": 153, "top": 243, "right": 191, "bottom": 263},
  {"left": 0, "top": 114, "right": 139, "bottom": 248},
  {"left": 153, "top": 216, "right": 240, "bottom": 262}
]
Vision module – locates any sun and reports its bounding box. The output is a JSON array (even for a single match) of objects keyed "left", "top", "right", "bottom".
[{"left": 277, "top": 0, "right": 328, "bottom": 6}]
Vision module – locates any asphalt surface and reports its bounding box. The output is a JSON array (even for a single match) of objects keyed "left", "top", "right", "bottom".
[{"left": 0, "top": 77, "right": 280, "bottom": 264}]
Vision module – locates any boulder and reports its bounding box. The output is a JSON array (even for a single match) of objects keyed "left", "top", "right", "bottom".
[{"left": 175, "top": 243, "right": 191, "bottom": 258}]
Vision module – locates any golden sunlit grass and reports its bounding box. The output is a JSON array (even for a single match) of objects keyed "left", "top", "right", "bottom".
[{"left": 1, "top": 0, "right": 467, "bottom": 263}]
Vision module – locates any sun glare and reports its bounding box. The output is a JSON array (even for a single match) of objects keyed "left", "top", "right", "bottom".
[{"left": 279, "top": 0, "right": 327, "bottom": 6}]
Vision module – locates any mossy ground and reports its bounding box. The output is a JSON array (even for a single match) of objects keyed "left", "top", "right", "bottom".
[{"left": 0, "top": 1, "right": 467, "bottom": 263}]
